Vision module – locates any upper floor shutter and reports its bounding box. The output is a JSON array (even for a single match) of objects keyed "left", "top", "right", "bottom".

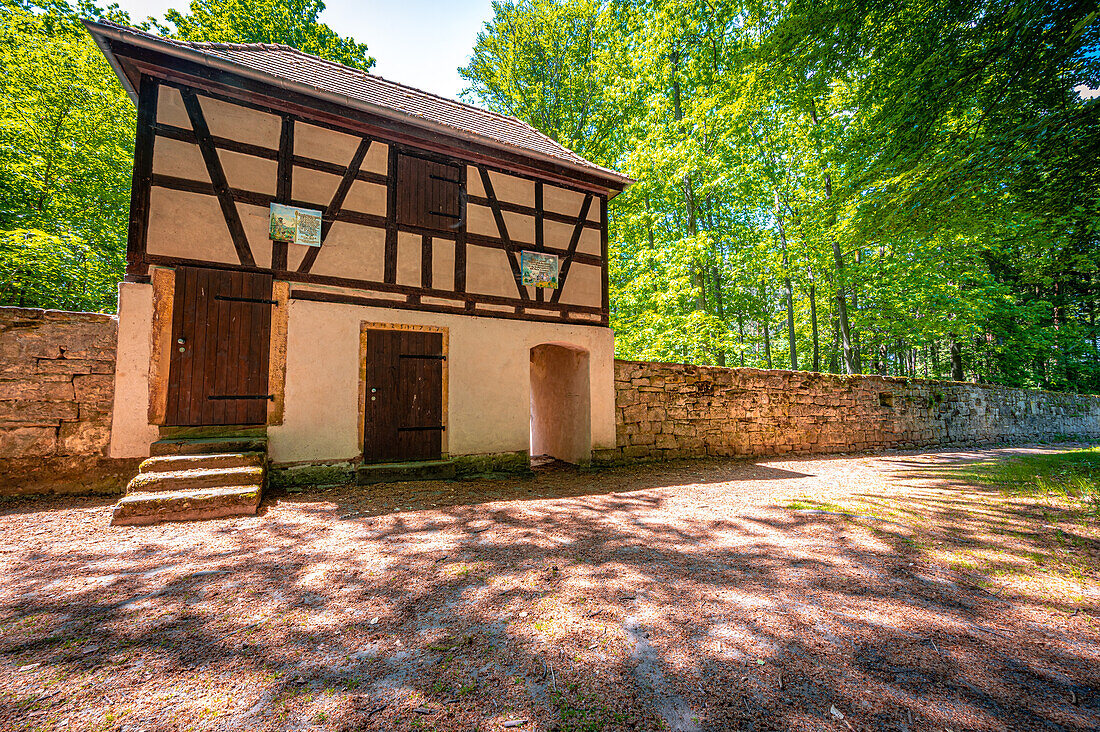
[{"left": 396, "top": 153, "right": 463, "bottom": 231}]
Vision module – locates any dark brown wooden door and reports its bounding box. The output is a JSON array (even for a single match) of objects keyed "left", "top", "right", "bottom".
[
  {"left": 363, "top": 329, "right": 444, "bottom": 463},
  {"left": 166, "top": 266, "right": 274, "bottom": 426}
]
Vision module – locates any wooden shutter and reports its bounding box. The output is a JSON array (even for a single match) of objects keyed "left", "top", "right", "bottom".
[{"left": 396, "top": 153, "right": 462, "bottom": 231}]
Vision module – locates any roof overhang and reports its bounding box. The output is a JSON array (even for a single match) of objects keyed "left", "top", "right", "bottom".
[{"left": 84, "top": 19, "right": 633, "bottom": 196}]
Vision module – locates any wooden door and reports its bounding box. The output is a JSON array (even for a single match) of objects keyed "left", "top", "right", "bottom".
[
  {"left": 363, "top": 329, "right": 445, "bottom": 462},
  {"left": 166, "top": 266, "right": 274, "bottom": 426}
]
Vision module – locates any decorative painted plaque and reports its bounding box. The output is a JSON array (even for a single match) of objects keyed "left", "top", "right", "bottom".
[
  {"left": 521, "top": 251, "right": 559, "bottom": 288},
  {"left": 269, "top": 203, "right": 323, "bottom": 247}
]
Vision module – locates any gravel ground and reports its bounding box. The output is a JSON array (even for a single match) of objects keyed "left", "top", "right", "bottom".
[{"left": 1, "top": 444, "right": 1098, "bottom": 732}]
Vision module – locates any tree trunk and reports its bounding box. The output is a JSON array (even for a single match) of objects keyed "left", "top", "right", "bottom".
[
  {"left": 775, "top": 192, "right": 797, "bottom": 370},
  {"left": 849, "top": 248, "right": 863, "bottom": 373},
  {"left": 810, "top": 98, "right": 857, "bottom": 375},
  {"left": 809, "top": 282, "right": 820, "bottom": 372},
  {"left": 950, "top": 337, "right": 964, "bottom": 381},
  {"left": 830, "top": 237, "right": 856, "bottom": 372},
  {"left": 763, "top": 316, "right": 772, "bottom": 369},
  {"left": 670, "top": 50, "right": 706, "bottom": 315},
  {"left": 737, "top": 313, "right": 745, "bottom": 367},
  {"left": 711, "top": 264, "right": 725, "bottom": 366},
  {"left": 830, "top": 310, "right": 840, "bottom": 373}
]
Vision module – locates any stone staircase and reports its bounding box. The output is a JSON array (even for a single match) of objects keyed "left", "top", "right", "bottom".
[{"left": 111, "top": 436, "right": 267, "bottom": 526}]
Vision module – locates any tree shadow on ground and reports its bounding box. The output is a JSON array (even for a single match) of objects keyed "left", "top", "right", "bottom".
[
  {"left": 0, "top": 450, "right": 1098, "bottom": 731},
  {"left": 271, "top": 459, "right": 814, "bottom": 520}
]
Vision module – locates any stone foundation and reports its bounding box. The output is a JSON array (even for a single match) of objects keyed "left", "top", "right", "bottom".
[
  {"left": 0, "top": 307, "right": 137, "bottom": 495},
  {"left": 270, "top": 451, "right": 532, "bottom": 492},
  {"left": 606, "top": 360, "right": 1100, "bottom": 462}
]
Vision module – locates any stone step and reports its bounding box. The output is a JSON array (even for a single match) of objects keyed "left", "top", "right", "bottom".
[
  {"left": 127, "top": 465, "right": 265, "bottom": 494},
  {"left": 356, "top": 459, "right": 456, "bottom": 485},
  {"left": 111, "top": 485, "right": 262, "bottom": 526},
  {"left": 150, "top": 437, "right": 268, "bottom": 457},
  {"left": 139, "top": 452, "right": 265, "bottom": 474}
]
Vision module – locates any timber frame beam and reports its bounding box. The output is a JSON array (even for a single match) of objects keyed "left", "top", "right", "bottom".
[
  {"left": 121, "top": 61, "right": 614, "bottom": 327},
  {"left": 115, "top": 42, "right": 626, "bottom": 195}
]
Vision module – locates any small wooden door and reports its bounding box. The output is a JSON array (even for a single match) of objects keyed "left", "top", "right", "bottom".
[
  {"left": 363, "top": 329, "right": 445, "bottom": 462},
  {"left": 166, "top": 266, "right": 274, "bottom": 426}
]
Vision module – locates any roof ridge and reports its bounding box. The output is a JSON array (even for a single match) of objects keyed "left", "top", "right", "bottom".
[
  {"left": 84, "top": 18, "right": 631, "bottom": 185},
  {"left": 182, "top": 40, "right": 297, "bottom": 53},
  {"left": 95, "top": 20, "right": 588, "bottom": 161},
  {"left": 207, "top": 40, "right": 570, "bottom": 146}
]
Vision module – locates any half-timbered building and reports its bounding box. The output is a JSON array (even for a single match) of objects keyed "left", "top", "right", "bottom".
[{"left": 86, "top": 20, "right": 630, "bottom": 512}]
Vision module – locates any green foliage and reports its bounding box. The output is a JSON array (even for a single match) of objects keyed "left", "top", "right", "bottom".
[
  {"left": 0, "top": 0, "right": 135, "bottom": 312},
  {"left": 459, "top": 0, "right": 632, "bottom": 162},
  {"left": 158, "top": 0, "right": 374, "bottom": 70},
  {"left": 0, "top": 0, "right": 373, "bottom": 313},
  {"left": 0, "top": 229, "right": 122, "bottom": 311},
  {"left": 463, "top": 0, "right": 1100, "bottom": 391}
]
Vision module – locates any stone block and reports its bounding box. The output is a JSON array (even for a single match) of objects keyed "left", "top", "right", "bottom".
[
  {"left": 73, "top": 374, "right": 114, "bottom": 404},
  {"left": 0, "top": 400, "right": 78, "bottom": 424},
  {"left": 0, "top": 426, "right": 57, "bottom": 457},
  {"left": 655, "top": 434, "right": 677, "bottom": 449},
  {"left": 0, "top": 379, "right": 75, "bottom": 401},
  {"left": 60, "top": 417, "right": 111, "bottom": 456}
]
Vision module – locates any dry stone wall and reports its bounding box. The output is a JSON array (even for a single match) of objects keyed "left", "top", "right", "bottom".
[
  {"left": 607, "top": 359, "right": 1100, "bottom": 462},
  {"left": 0, "top": 307, "right": 137, "bottom": 495}
]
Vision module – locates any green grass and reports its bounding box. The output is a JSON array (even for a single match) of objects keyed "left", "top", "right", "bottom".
[
  {"left": 551, "top": 685, "right": 629, "bottom": 732},
  {"left": 785, "top": 499, "right": 851, "bottom": 513},
  {"left": 957, "top": 446, "right": 1100, "bottom": 517}
]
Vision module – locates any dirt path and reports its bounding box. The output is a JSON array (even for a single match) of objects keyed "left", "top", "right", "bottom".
[{"left": 1, "top": 444, "right": 1098, "bottom": 731}]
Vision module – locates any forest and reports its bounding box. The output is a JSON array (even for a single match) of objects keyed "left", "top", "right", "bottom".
[{"left": 1, "top": 0, "right": 1098, "bottom": 391}]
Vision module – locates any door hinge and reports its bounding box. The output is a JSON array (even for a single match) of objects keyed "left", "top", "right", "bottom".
[
  {"left": 215, "top": 295, "right": 278, "bottom": 305},
  {"left": 397, "top": 425, "right": 446, "bottom": 432},
  {"left": 399, "top": 354, "right": 446, "bottom": 361},
  {"left": 208, "top": 394, "right": 274, "bottom": 400}
]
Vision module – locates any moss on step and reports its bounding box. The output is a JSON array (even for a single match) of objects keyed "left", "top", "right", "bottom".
[
  {"left": 451, "top": 451, "right": 532, "bottom": 478},
  {"left": 269, "top": 462, "right": 357, "bottom": 492}
]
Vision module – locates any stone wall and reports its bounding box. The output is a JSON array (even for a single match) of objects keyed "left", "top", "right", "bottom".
[
  {"left": 0, "top": 307, "right": 137, "bottom": 495},
  {"left": 606, "top": 359, "right": 1100, "bottom": 462}
]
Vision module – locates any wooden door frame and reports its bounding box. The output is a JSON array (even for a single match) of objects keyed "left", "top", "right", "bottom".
[
  {"left": 358, "top": 321, "right": 449, "bottom": 460},
  {"left": 147, "top": 266, "right": 290, "bottom": 427}
]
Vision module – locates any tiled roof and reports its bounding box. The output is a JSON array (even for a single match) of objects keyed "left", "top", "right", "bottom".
[{"left": 85, "top": 20, "right": 630, "bottom": 186}]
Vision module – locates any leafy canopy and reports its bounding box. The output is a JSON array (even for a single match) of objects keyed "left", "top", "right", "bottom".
[{"left": 157, "top": 0, "right": 374, "bottom": 70}]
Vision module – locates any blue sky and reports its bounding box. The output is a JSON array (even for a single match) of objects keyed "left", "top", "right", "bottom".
[{"left": 111, "top": 0, "right": 497, "bottom": 99}]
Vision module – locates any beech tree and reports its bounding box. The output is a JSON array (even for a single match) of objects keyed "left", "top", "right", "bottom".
[{"left": 463, "top": 0, "right": 1100, "bottom": 392}]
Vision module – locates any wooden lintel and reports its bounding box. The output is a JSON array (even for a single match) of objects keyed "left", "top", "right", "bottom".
[{"left": 142, "top": 253, "right": 607, "bottom": 317}]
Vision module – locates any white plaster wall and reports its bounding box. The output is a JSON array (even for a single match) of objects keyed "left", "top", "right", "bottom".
[
  {"left": 109, "top": 282, "right": 159, "bottom": 458},
  {"left": 267, "top": 298, "right": 615, "bottom": 464}
]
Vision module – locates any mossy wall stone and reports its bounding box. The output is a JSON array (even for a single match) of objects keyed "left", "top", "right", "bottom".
[{"left": 608, "top": 359, "right": 1100, "bottom": 462}]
